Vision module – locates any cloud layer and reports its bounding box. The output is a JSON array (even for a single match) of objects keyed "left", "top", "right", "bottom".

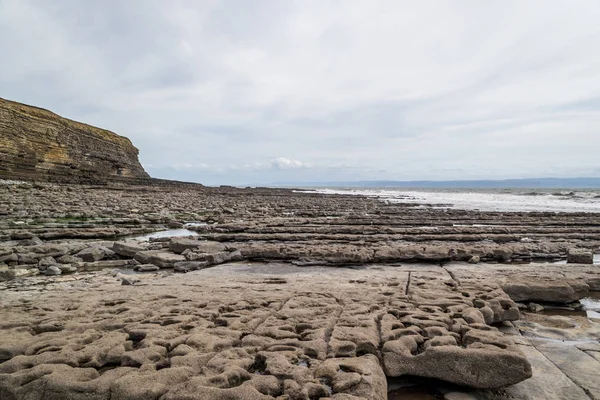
[{"left": 1, "top": 0, "right": 600, "bottom": 185}]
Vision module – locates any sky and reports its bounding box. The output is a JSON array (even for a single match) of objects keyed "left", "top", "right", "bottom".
[{"left": 1, "top": 0, "right": 600, "bottom": 185}]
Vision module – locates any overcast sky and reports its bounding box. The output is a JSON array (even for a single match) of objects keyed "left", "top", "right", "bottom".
[{"left": 1, "top": 0, "right": 600, "bottom": 185}]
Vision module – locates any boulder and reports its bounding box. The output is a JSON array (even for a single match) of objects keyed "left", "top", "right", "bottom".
[
  {"left": 468, "top": 255, "right": 480, "bottom": 264},
  {"left": 0, "top": 253, "right": 18, "bottom": 265},
  {"left": 567, "top": 249, "right": 594, "bottom": 264},
  {"left": 383, "top": 336, "right": 531, "bottom": 389},
  {"left": 205, "top": 251, "right": 233, "bottom": 265},
  {"left": 44, "top": 265, "right": 62, "bottom": 276},
  {"left": 76, "top": 246, "right": 115, "bottom": 262},
  {"left": 37, "top": 256, "right": 57, "bottom": 271}
]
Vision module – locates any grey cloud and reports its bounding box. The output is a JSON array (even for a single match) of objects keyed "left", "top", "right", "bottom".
[{"left": 1, "top": 0, "right": 600, "bottom": 184}]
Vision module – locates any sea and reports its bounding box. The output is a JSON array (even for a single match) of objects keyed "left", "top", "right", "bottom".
[{"left": 304, "top": 187, "right": 600, "bottom": 213}]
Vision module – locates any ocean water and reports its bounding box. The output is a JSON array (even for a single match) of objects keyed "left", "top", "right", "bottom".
[{"left": 308, "top": 188, "right": 600, "bottom": 213}]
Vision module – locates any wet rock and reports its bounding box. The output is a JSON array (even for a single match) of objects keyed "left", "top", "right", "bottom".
[
  {"left": 173, "top": 261, "right": 209, "bottom": 272},
  {"left": 527, "top": 303, "right": 544, "bottom": 313}
]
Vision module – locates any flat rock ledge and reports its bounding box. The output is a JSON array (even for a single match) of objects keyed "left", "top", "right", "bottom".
[{"left": 0, "top": 264, "right": 534, "bottom": 400}]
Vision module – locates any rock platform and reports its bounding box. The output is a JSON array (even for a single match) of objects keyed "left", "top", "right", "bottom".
[{"left": 0, "top": 181, "right": 599, "bottom": 399}]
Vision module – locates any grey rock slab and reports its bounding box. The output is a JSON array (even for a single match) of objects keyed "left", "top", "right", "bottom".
[
  {"left": 134, "top": 250, "right": 185, "bottom": 268},
  {"left": 531, "top": 338, "right": 600, "bottom": 399},
  {"left": 502, "top": 280, "right": 589, "bottom": 303},
  {"left": 567, "top": 248, "right": 594, "bottom": 264},
  {"left": 81, "top": 260, "right": 130, "bottom": 271},
  {"left": 133, "top": 264, "right": 160, "bottom": 272},
  {"left": 56, "top": 254, "right": 83, "bottom": 264},
  {"left": 576, "top": 342, "right": 600, "bottom": 352},
  {"left": 469, "top": 343, "right": 590, "bottom": 400},
  {"left": 586, "top": 351, "right": 600, "bottom": 363},
  {"left": 113, "top": 240, "right": 145, "bottom": 258},
  {"left": 169, "top": 237, "right": 226, "bottom": 254}
]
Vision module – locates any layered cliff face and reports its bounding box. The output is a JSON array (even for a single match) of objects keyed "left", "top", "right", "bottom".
[{"left": 0, "top": 97, "right": 150, "bottom": 184}]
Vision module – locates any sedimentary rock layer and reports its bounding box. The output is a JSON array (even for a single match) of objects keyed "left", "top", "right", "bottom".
[{"left": 0, "top": 97, "right": 149, "bottom": 184}]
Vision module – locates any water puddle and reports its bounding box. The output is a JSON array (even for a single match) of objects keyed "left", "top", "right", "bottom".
[
  {"left": 133, "top": 229, "right": 199, "bottom": 241},
  {"left": 551, "top": 254, "right": 600, "bottom": 265},
  {"left": 183, "top": 222, "right": 208, "bottom": 228},
  {"left": 532, "top": 292, "right": 600, "bottom": 323},
  {"left": 388, "top": 387, "right": 441, "bottom": 400},
  {"left": 387, "top": 377, "right": 444, "bottom": 400},
  {"left": 581, "top": 292, "right": 600, "bottom": 320}
]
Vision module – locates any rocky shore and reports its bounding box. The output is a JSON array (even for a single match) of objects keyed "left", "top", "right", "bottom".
[{"left": 1, "top": 180, "right": 599, "bottom": 399}]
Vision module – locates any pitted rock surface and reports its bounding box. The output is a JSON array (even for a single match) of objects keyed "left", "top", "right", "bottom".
[{"left": 0, "top": 263, "right": 532, "bottom": 399}]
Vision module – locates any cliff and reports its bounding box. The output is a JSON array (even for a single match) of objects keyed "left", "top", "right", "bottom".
[{"left": 0, "top": 97, "right": 150, "bottom": 184}]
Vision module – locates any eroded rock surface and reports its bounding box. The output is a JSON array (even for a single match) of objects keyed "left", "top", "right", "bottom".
[{"left": 0, "top": 263, "right": 534, "bottom": 399}]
